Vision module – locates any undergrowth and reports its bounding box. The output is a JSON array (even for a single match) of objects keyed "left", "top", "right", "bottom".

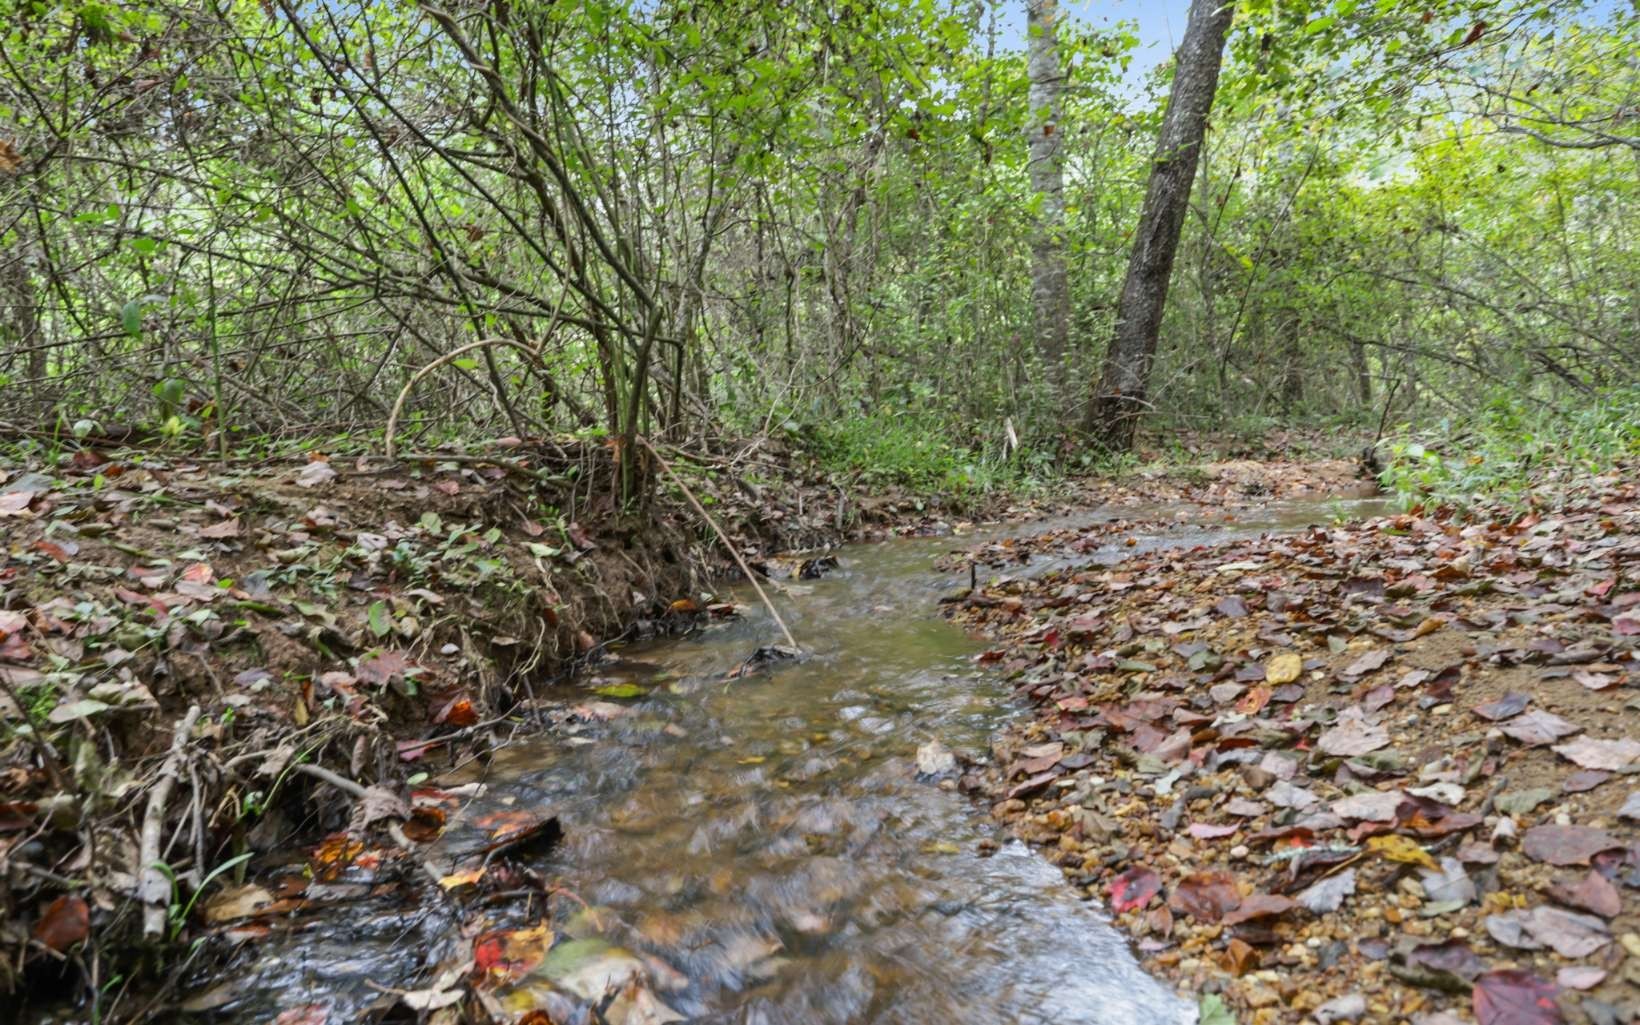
[{"left": 1379, "top": 388, "right": 1640, "bottom": 509}]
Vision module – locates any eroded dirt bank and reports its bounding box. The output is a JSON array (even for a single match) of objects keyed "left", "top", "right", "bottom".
[{"left": 947, "top": 465, "right": 1640, "bottom": 1025}]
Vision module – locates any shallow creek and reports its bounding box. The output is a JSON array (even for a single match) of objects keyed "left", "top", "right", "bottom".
[{"left": 195, "top": 495, "right": 1388, "bottom": 1025}]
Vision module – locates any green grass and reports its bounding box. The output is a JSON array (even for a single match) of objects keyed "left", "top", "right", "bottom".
[{"left": 1379, "top": 388, "right": 1640, "bottom": 510}]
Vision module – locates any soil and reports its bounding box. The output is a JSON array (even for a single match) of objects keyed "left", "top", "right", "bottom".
[{"left": 946, "top": 463, "right": 1640, "bottom": 1025}]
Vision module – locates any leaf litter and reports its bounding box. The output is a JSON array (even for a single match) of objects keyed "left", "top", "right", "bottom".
[{"left": 948, "top": 465, "right": 1640, "bottom": 1024}]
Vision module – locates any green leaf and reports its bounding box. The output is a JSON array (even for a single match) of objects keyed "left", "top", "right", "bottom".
[
  {"left": 121, "top": 300, "right": 142, "bottom": 338},
  {"left": 128, "top": 236, "right": 160, "bottom": 256},
  {"left": 1199, "top": 994, "right": 1237, "bottom": 1025},
  {"left": 451, "top": 357, "right": 479, "bottom": 370},
  {"left": 367, "top": 600, "right": 392, "bottom": 638}
]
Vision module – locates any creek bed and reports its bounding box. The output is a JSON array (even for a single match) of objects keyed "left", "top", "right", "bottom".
[{"left": 188, "top": 495, "right": 1388, "bottom": 1024}]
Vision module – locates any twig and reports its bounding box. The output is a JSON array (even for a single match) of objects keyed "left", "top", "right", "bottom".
[
  {"left": 291, "top": 762, "right": 443, "bottom": 885},
  {"left": 139, "top": 704, "right": 201, "bottom": 941},
  {"left": 637, "top": 436, "right": 798, "bottom": 651},
  {"left": 384, "top": 336, "right": 558, "bottom": 462}
]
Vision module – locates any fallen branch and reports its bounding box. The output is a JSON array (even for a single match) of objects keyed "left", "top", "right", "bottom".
[
  {"left": 138, "top": 704, "right": 201, "bottom": 941},
  {"left": 637, "top": 436, "right": 799, "bottom": 651}
]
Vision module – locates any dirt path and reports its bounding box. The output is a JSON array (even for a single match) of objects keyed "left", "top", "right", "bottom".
[{"left": 947, "top": 465, "right": 1640, "bottom": 1025}]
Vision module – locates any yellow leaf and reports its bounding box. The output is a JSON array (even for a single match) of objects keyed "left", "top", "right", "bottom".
[
  {"left": 439, "top": 866, "right": 486, "bottom": 890},
  {"left": 1266, "top": 652, "right": 1303, "bottom": 685},
  {"left": 1366, "top": 834, "right": 1436, "bottom": 869}
]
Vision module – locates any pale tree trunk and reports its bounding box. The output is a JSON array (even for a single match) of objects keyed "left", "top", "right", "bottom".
[
  {"left": 1026, "top": 0, "right": 1069, "bottom": 391},
  {"left": 1086, "top": 0, "right": 1234, "bottom": 450}
]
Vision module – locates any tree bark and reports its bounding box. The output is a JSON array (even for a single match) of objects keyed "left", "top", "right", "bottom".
[
  {"left": 1086, "top": 0, "right": 1235, "bottom": 450},
  {"left": 1026, "top": 0, "right": 1070, "bottom": 390}
]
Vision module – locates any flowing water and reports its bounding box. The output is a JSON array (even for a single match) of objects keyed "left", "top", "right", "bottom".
[{"left": 187, "top": 494, "right": 1389, "bottom": 1025}]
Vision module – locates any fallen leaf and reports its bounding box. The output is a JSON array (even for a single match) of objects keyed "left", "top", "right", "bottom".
[
  {"left": 295, "top": 461, "right": 337, "bottom": 488},
  {"left": 1221, "top": 892, "right": 1296, "bottom": 926},
  {"left": 1554, "top": 966, "right": 1605, "bottom": 991},
  {"left": 1420, "top": 857, "right": 1476, "bottom": 905},
  {"left": 1224, "top": 937, "right": 1258, "bottom": 975},
  {"left": 1343, "top": 648, "right": 1392, "bottom": 677},
  {"left": 1547, "top": 870, "right": 1621, "bottom": 919},
  {"left": 1297, "top": 868, "right": 1356, "bottom": 913},
  {"left": 1494, "top": 788, "right": 1555, "bottom": 816},
  {"left": 1367, "top": 833, "right": 1437, "bottom": 869},
  {"left": 1550, "top": 736, "right": 1640, "bottom": 771},
  {"left": 1473, "top": 693, "right": 1530, "bottom": 721},
  {"left": 1332, "top": 790, "right": 1404, "bottom": 822},
  {"left": 1266, "top": 652, "right": 1303, "bottom": 685},
  {"left": 202, "top": 884, "right": 274, "bottom": 924},
  {"left": 198, "top": 519, "right": 241, "bottom": 539},
  {"left": 1169, "top": 870, "right": 1241, "bottom": 923},
  {"left": 32, "top": 894, "right": 89, "bottom": 951},
  {"left": 1486, "top": 906, "right": 1608, "bottom": 958},
  {"left": 1108, "top": 866, "right": 1162, "bottom": 914},
  {"left": 1472, "top": 970, "right": 1561, "bottom": 1025},
  {"left": 1317, "top": 707, "right": 1389, "bottom": 757},
  {"left": 1521, "top": 825, "right": 1622, "bottom": 867},
  {"left": 1497, "top": 709, "right": 1580, "bottom": 746},
  {"left": 1619, "top": 791, "right": 1640, "bottom": 820}
]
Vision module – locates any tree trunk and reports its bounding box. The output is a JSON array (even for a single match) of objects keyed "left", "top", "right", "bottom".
[
  {"left": 1026, "top": 0, "right": 1070, "bottom": 390},
  {"left": 1085, "top": 0, "right": 1234, "bottom": 451}
]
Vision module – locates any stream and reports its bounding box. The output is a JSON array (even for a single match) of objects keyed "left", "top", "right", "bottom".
[{"left": 187, "top": 494, "right": 1388, "bottom": 1025}]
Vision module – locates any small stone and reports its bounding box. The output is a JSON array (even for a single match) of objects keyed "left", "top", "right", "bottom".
[
  {"left": 1242, "top": 983, "right": 1280, "bottom": 1009},
  {"left": 1621, "top": 932, "right": 1640, "bottom": 958},
  {"left": 1230, "top": 844, "right": 1250, "bottom": 860},
  {"left": 1315, "top": 992, "right": 1367, "bottom": 1025}
]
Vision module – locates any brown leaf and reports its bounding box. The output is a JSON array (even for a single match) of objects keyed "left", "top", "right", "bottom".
[
  {"left": 198, "top": 519, "right": 241, "bottom": 539},
  {"left": 32, "top": 894, "right": 89, "bottom": 951},
  {"left": 1224, "top": 937, "right": 1259, "bottom": 975},
  {"left": 201, "top": 884, "right": 274, "bottom": 924},
  {"left": 1521, "top": 825, "right": 1622, "bottom": 867},
  {"left": 1546, "top": 870, "right": 1621, "bottom": 919},
  {"left": 1169, "top": 870, "right": 1241, "bottom": 923},
  {"left": 1221, "top": 892, "right": 1296, "bottom": 926},
  {"left": 357, "top": 650, "right": 413, "bottom": 686}
]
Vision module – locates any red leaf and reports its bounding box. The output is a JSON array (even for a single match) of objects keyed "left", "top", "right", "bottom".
[
  {"left": 1473, "top": 969, "right": 1561, "bottom": 1025},
  {"left": 1108, "top": 866, "right": 1162, "bottom": 914},
  {"left": 433, "top": 694, "right": 479, "bottom": 727},
  {"left": 32, "top": 894, "right": 89, "bottom": 951}
]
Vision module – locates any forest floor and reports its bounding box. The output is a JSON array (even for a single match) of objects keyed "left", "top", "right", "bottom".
[
  {"left": 0, "top": 432, "right": 1364, "bottom": 1018},
  {"left": 947, "top": 461, "right": 1640, "bottom": 1025}
]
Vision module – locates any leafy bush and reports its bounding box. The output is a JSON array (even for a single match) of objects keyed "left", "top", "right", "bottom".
[{"left": 1380, "top": 388, "right": 1640, "bottom": 508}]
